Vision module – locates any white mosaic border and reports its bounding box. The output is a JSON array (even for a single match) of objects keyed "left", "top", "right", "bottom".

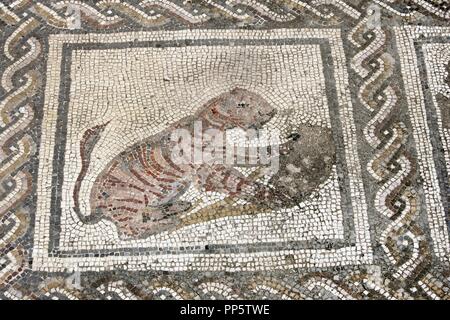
[
  {"left": 32, "top": 29, "right": 373, "bottom": 272},
  {"left": 394, "top": 26, "right": 450, "bottom": 262},
  {"left": 422, "top": 43, "right": 450, "bottom": 202}
]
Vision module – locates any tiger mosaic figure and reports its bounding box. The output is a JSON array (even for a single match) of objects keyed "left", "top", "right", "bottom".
[{"left": 74, "top": 88, "right": 294, "bottom": 238}]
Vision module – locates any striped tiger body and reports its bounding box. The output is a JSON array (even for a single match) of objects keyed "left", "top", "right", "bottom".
[{"left": 76, "top": 88, "right": 288, "bottom": 238}]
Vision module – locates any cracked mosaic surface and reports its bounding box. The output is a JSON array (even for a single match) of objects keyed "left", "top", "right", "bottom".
[{"left": 0, "top": 0, "right": 449, "bottom": 300}]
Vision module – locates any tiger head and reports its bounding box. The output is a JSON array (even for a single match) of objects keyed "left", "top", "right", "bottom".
[{"left": 202, "top": 88, "right": 276, "bottom": 130}]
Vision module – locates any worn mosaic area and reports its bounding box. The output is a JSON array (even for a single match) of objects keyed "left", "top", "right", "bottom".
[{"left": 0, "top": 0, "right": 449, "bottom": 300}]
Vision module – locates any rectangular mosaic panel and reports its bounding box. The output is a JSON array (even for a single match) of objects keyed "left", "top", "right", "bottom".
[
  {"left": 33, "top": 29, "right": 372, "bottom": 272},
  {"left": 394, "top": 26, "right": 450, "bottom": 262}
]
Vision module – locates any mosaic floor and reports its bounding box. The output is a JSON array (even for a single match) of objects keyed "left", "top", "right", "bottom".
[{"left": 0, "top": 0, "right": 449, "bottom": 300}]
